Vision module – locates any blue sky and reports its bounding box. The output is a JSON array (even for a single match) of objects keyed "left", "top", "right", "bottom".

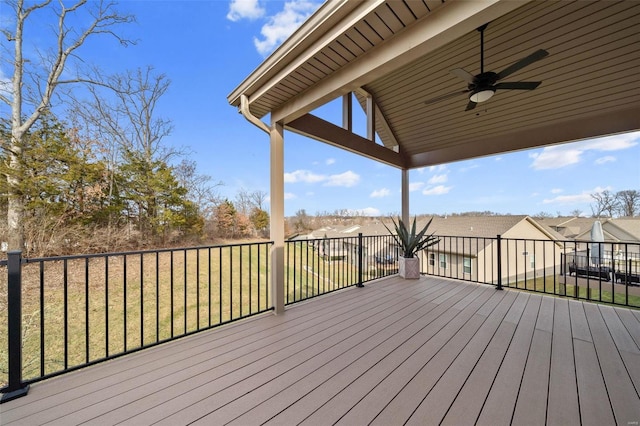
[{"left": 3, "top": 0, "right": 639, "bottom": 218}]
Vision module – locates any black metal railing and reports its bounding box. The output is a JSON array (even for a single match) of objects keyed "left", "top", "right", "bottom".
[
  {"left": 284, "top": 233, "right": 397, "bottom": 304},
  {"left": 0, "top": 242, "right": 272, "bottom": 400},
  {"left": 422, "top": 235, "right": 640, "bottom": 308},
  {"left": 3, "top": 233, "right": 639, "bottom": 402}
]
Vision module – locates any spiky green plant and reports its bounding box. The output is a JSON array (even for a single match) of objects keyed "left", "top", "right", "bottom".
[{"left": 383, "top": 216, "right": 440, "bottom": 258}]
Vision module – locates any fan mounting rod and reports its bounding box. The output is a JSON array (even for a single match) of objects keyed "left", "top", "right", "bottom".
[{"left": 478, "top": 23, "right": 488, "bottom": 74}]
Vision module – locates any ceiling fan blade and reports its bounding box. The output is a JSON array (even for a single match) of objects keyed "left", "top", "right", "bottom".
[
  {"left": 451, "top": 68, "right": 475, "bottom": 83},
  {"left": 424, "top": 89, "right": 469, "bottom": 105},
  {"left": 495, "top": 81, "right": 542, "bottom": 90},
  {"left": 496, "top": 49, "right": 549, "bottom": 80},
  {"left": 465, "top": 100, "right": 477, "bottom": 111}
]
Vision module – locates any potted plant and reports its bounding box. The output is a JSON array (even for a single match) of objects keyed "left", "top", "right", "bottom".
[{"left": 384, "top": 216, "right": 439, "bottom": 279}]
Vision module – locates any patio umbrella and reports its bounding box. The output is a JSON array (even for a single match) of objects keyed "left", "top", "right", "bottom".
[{"left": 590, "top": 220, "right": 604, "bottom": 266}]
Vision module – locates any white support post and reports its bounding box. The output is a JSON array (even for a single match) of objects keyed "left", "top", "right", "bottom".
[
  {"left": 401, "top": 169, "right": 409, "bottom": 224},
  {"left": 342, "top": 92, "right": 352, "bottom": 132},
  {"left": 270, "top": 121, "right": 286, "bottom": 314},
  {"left": 366, "top": 94, "right": 375, "bottom": 141}
]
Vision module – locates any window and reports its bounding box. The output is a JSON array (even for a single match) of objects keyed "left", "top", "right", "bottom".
[
  {"left": 429, "top": 253, "right": 435, "bottom": 266},
  {"left": 439, "top": 253, "right": 447, "bottom": 269},
  {"left": 530, "top": 255, "right": 535, "bottom": 269},
  {"left": 463, "top": 257, "right": 472, "bottom": 274}
]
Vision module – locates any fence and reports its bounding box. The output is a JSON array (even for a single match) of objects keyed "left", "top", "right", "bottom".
[
  {"left": 422, "top": 235, "right": 640, "bottom": 307},
  {"left": 285, "top": 234, "right": 397, "bottom": 304},
  {"left": 0, "top": 242, "right": 272, "bottom": 401},
  {"left": 3, "top": 234, "right": 639, "bottom": 402}
]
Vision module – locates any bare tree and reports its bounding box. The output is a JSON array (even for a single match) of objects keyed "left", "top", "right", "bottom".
[
  {"left": 0, "top": 0, "right": 134, "bottom": 250},
  {"left": 615, "top": 190, "right": 640, "bottom": 217},
  {"left": 249, "top": 190, "right": 267, "bottom": 210},
  {"left": 533, "top": 211, "right": 553, "bottom": 219},
  {"left": 590, "top": 189, "right": 618, "bottom": 218},
  {"left": 235, "top": 188, "right": 268, "bottom": 217},
  {"left": 174, "top": 159, "right": 223, "bottom": 220},
  {"left": 234, "top": 188, "right": 253, "bottom": 217},
  {"left": 570, "top": 209, "right": 583, "bottom": 217}
]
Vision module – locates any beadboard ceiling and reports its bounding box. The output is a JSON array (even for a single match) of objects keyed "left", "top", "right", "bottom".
[{"left": 228, "top": 0, "right": 640, "bottom": 169}]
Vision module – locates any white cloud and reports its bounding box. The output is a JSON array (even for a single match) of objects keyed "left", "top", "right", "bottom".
[
  {"left": 581, "top": 133, "right": 638, "bottom": 151},
  {"left": 428, "top": 165, "right": 447, "bottom": 173},
  {"left": 529, "top": 147, "right": 583, "bottom": 170},
  {"left": 409, "top": 182, "right": 424, "bottom": 192},
  {"left": 253, "top": 0, "right": 320, "bottom": 56},
  {"left": 284, "top": 169, "right": 325, "bottom": 183},
  {"left": 551, "top": 188, "right": 563, "bottom": 194},
  {"left": 227, "top": 0, "right": 266, "bottom": 22},
  {"left": 325, "top": 170, "right": 360, "bottom": 187},
  {"left": 428, "top": 174, "right": 448, "bottom": 184},
  {"left": 595, "top": 155, "right": 616, "bottom": 165},
  {"left": 370, "top": 188, "right": 390, "bottom": 198},
  {"left": 422, "top": 185, "right": 452, "bottom": 196},
  {"left": 284, "top": 192, "right": 296, "bottom": 200},
  {"left": 543, "top": 186, "right": 612, "bottom": 205},
  {"left": 459, "top": 164, "right": 479, "bottom": 172},
  {"left": 284, "top": 169, "right": 360, "bottom": 187},
  {"left": 325, "top": 158, "right": 335, "bottom": 165},
  {"left": 530, "top": 133, "right": 638, "bottom": 170}
]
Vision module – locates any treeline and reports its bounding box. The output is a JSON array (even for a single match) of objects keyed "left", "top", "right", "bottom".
[{"left": 0, "top": 114, "right": 269, "bottom": 257}]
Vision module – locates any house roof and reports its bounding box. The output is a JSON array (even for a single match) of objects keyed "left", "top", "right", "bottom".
[
  {"left": 537, "top": 216, "right": 640, "bottom": 243},
  {"left": 228, "top": 0, "right": 640, "bottom": 169},
  {"left": 305, "top": 215, "right": 567, "bottom": 256},
  {"left": 418, "top": 215, "right": 527, "bottom": 238}
]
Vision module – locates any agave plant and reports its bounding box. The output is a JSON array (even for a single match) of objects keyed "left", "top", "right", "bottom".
[{"left": 384, "top": 216, "right": 439, "bottom": 258}]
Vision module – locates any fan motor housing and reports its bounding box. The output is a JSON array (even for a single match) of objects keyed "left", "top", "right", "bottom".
[{"left": 470, "top": 72, "right": 498, "bottom": 90}]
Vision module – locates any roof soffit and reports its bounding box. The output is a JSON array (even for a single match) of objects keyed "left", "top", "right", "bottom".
[{"left": 270, "top": 0, "right": 524, "bottom": 124}]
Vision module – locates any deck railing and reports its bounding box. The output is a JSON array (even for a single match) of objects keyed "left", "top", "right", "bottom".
[
  {"left": 0, "top": 242, "right": 272, "bottom": 401},
  {"left": 422, "top": 235, "right": 640, "bottom": 308},
  {"left": 2, "top": 234, "right": 639, "bottom": 402},
  {"left": 285, "top": 234, "right": 397, "bottom": 304}
]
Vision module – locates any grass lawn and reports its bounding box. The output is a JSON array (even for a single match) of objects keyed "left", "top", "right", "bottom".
[{"left": 505, "top": 275, "right": 640, "bottom": 307}]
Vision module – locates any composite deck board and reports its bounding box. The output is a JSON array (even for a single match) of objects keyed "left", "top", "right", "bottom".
[
  {"left": 401, "top": 291, "right": 518, "bottom": 425},
  {"left": 582, "top": 302, "right": 640, "bottom": 424},
  {"left": 224, "top": 284, "right": 464, "bottom": 425},
  {"left": 439, "top": 291, "right": 529, "bottom": 425},
  {"left": 334, "top": 286, "right": 498, "bottom": 425},
  {"left": 283, "top": 283, "right": 478, "bottom": 426},
  {"left": 1, "top": 276, "right": 639, "bottom": 426},
  {"left": 475, "top": 293, "right": 541, "bottom": 425},
  {"left": 510, "top": 296, "right": 554, "bottom": 425},
  {"left": 546, "top": 298, "right": 580, "bottom": 426}
]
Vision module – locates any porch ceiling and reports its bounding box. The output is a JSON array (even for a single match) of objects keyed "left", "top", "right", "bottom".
[{"left": 228, "top": 0, "right": 640, "bottom": 169}]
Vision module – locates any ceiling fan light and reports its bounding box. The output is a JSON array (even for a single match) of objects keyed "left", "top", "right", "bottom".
[{"left": 470, "top": 89, "right": 495, "bottom": 103}]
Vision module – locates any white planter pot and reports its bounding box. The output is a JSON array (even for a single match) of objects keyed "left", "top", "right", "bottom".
[{"left": 399, "top": 256, "right": 420, "bottom": 279}]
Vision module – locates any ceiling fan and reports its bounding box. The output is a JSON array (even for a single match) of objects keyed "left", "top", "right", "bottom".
[{"left": 424, "top": 23, "right": 549, "bottom": 111}]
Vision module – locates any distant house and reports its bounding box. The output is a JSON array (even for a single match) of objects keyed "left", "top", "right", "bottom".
[
  {"left": 304, "top": 215, "right": 567, "bottom": 284},
  {"left": 415, "top": 216, "right": 564, "bottom": 284},
  {"left": 537, "top": 216, "right": 640, "bottom": 263}
]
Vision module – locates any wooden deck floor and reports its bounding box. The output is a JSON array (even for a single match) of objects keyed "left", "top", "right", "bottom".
[{"left": 2, "top": 276, "right": 640, "bottom": 425}]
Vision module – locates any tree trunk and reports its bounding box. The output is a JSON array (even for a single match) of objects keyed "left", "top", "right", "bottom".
[{"left": 7, "top": 146, "right": 24, "bottom": 251}]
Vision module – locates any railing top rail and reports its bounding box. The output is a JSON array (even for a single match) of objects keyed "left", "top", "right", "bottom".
[
  {"left": 0, "top": 240, "right": 274, "bottom": 264},
  {"left": 287, "top": 234, "right": 394, "bottom": 243}
]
